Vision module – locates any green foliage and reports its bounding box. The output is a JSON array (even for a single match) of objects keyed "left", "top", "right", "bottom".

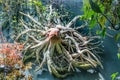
[
  {"left": 111, "top": 72, "right": 119, "bottom": 80},
  {"left": 117, "top": 53, "right": 120, "bottom": 59},
  {"left": 32, "top": 0, "right": 46, "bottom": 12},
  {"left": 82, "top": 2, "right": 120, "bottom": 79},
  {"left": 98, "top": 16, "right": 106, "bottom": 29},
  {"left": 89, "top": 0, "right": 102, "bottom": 13},
  {"left": 117, "top": 46, "right": 120, "bottom": 59},
  {"left": 82, "top": 0, "right": 120, "bottom": 39},
  {"left": 96, "top": 27, "right": 106, "bottom": 37},
  {"left": 33, "top": 1, "right": 42, "bottom": 7},
  {"left": 101, "top": 27, "right": 106, "bottom": 37},
  {"left": 89, "top": 18, "right": 97, "bottom": 29},
  {"left": 114, "top": 33, "right": 120, "bottom": 41},
  {"left": 82, "top": 0, "right": 106, "bottom": 38}
]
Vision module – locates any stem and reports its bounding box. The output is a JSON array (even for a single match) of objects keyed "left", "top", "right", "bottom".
[
  {"left": 15, "top": 29, "right": 45, "bottom": 41},
  {"left": 66, "top": 15, "right": 82, "bottom": 28},
  {"left": 30, "top": 39, "right": 49, "bottom": 49},
  {"left": 66, "top": 35, "right": 81, "bottom": 53},
  {"left": 20, "top": 12, "right": 42, "bottom": 27}
]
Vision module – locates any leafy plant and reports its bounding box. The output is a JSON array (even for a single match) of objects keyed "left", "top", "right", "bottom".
[
  {"left": 82, "top": 1, "right": 120, "bottom": 79},
  {"left": 82, "top": 0, "right": 120, "bottom": 39}
]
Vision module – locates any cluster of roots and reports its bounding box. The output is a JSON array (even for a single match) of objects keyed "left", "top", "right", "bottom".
[
  {"left": 14, "top": 4, "right": 103, "bottom": 78},
  {"left": 16, "top": 24, "right": 103, "bottom": 78}
]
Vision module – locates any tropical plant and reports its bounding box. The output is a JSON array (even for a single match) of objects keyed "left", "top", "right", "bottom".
[
  {"left": 81, "top": 0, "right": 120, "bottom": 80},
  {"left": 82, "top": 0, "right": 120, "bottom": 39}
]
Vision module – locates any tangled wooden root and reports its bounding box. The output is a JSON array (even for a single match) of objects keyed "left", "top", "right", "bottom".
[
  {"left": 14, "top": 5, "right": 103, "bottom": 77},
  {"left": 16, "top": 23, "right": 103, "bottom": 78}
]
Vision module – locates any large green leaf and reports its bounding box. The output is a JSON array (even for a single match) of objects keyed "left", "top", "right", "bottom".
[{"left": 89, "top": 0, "right": 102, "bottom": 13}]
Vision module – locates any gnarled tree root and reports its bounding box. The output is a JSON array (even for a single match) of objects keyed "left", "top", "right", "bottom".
[{"left": 15, "top": 9, "right": 103, "bottom": 78}]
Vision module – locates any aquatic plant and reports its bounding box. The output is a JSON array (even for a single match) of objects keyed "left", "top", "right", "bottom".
[{"left": 15, "top": 3, "right": 103, "bottom": 78}]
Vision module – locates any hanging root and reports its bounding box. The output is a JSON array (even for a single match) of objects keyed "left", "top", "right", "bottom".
[{"left": 15, "top": 6, "right": 103, "bottom": 78}]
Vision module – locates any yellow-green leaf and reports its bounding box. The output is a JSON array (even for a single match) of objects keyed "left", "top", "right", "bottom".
[
  {"left": 117, "top": 53, "right": 120, "bottom": 59},
  {"left": 98, "top": 16, "right": 106, "bottom": 29},
  {"left": 114, "top": 33, "right": 120, "bottom": 41},
  {"left": 111, "top": 72, "right": 119, "bottom": 80}
]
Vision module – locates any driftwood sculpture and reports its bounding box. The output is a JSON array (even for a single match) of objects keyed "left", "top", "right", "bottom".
[{"left": 15, "top": 4, "right": 103, "bottom": 78}]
